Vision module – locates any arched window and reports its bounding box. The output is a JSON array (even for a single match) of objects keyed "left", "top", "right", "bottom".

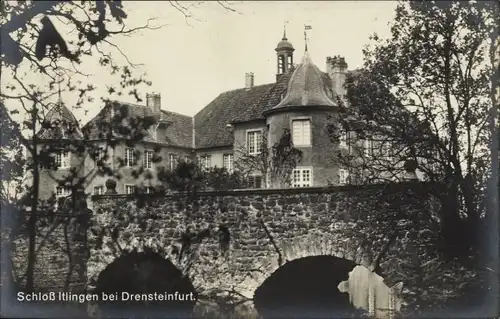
[{"left": 278, "top": 55, "right": 285, "bottom": 74}]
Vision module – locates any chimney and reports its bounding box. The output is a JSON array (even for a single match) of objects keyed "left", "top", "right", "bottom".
[
  {"left": 326, "top": 56, "right": 348, "bottom": 99},
  {"left": 146, "top": 93, "right": 154, "bottom": 108},
  {"left": 146, "top": 92, "right": 161, "bottom": 113},
  {"left": 245, "top": 72, "right": 254, "bottom": 89},
  {"left": 153, "top": 93, "right": 161, "bottom": 113}
]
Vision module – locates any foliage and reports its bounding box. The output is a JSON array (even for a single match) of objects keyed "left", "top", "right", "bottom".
[
  {"left": 0, "top": 101, "right": 25, "bottom": 205},
  {"left": 235, "top": 127, "right": 303, "bottom": 188},
  {"left": 0, "top": 1, "right": 235, "bottom": 294},
  {"left": 329, "top": 0, "right": 499, "bottom": 256},
  {"left": 158, "top": 159, "right": 246, "bottom": 193}
]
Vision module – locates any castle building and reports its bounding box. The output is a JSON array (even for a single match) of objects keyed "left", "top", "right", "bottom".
[{"left": 33, "top": 30, "right": 392, "bottom": 199}]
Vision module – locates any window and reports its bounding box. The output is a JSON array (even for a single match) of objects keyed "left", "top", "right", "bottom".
[
  {"left": 340, "top": 131, "right": 348, "bottom": 148},
  {"left": 125, "top": 148, "right": 135, "bottom": 167},
  {"left": 292, "top": 168, "right": 312, "bottom": 187},
  {"left": 278, "top": 55, "right": 285, "bottom": 74},
  {"left": 223, "top": 154, "right": 233, "bottom": 173},
  {"left": 292, "top": 119, "right": 311, "bottom": 146},
  {"left": 339, "top": 131, "right": 353, "bottom": 154},
  {"left": 364, "top": 139, "right": 372, "bottom": 157},
  {"left": 145, "top": 186, "right": 154, "bottom": 194},
  {"left": 125, "top": 185, "right": 135, "bottom": 194},
  {"left": 199, "top": 155, "right": 211, "bottom": 170},
  {"left": 55, "top": 151, "right": 70, "bottom": 169},
  {"left": 169, "top": 154, "right": 177, "bottom": 170},
  {"left": 247, "top": 130, "right": 263, "bottom": 155},
  {"left": 55, "top": 186, "right": 71, "bottom": 198},
  {"left": 94, "top": 186, "right": 104, "bottom": 195},
  {"left": 92, "top": 147, "right": 106, "bottom": 168},
  {"left": 380, "top": 140, "right": 392, "bottom": 158},
  {"left": 249, "top": 175, "right": 263, "bottom": 189},
  {"left": 339, "top": 168, "right": 349, "bottom": 185},
  {"left": 365, "top": 135, "right": 392, "bottom": 158},
  {"left": 143, "top": 150, "right": 154, "bottom": 169}
]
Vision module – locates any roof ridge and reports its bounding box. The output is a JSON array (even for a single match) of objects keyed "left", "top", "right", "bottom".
[
  {"left": 222, "top": 82, "right": 274, "bottom": 94},
  {"left": 160, "top": 109, "right": 192, "bottom": 118}
]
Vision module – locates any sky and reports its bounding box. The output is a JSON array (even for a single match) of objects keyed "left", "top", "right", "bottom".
[{"left": 4, "top": 1, "right": 398, "bottom": 127}]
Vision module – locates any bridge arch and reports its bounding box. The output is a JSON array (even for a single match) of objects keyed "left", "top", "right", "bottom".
[
  {"left": 92, "top": 248, "right": 197, "bottom": 318},
  {"left": 234, "top": 232, "right": 377, "bottom": 299}
]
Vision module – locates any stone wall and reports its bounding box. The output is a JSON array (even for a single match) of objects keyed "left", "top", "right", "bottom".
[
  {"left": 9, "top": 181, "right": 476, "bottom": 318},
  {"left": 11, "top": 210, "right": 89, "bottom": 294},
  {"left": 88, "top": 182, "right": 438, "bottom": 312}
]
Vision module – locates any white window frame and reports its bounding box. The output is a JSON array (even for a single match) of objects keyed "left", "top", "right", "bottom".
[
  {"left": 339, "top": 168, "right": 349, "bottom": 185},
  {"left": 380, "top": 138, "right": 392, "bottom": 159},
  {"left": 340, "top": 131, "right": 348, "bottom": 149},
  {"left": 92, "top": 147, "right": 106, "bottom": 168},
  {"left": 93, "top": 185, "right": 104, "bottom": 195},
  {"left": 145, "top": 186, "right": 154, "bottom": 194},
  {"left": 291, "top": 118, "right": 312, "bottom": 147},
  {"left": 55, "top": 151, "right": 70, "bottom": 169},
  {"left": 291, "top": 167, "right": 313, "bottom": 188},
  {"left": 364, "top": 139, "right": 372, "bottom": 157},
  {"left": 246, "top": 129, "right": 263, "bottom": 155},
  {"left": 125, "top": 148, "right": 135, "bottom": 167},
  {"left": 125, "top": 184, "right": 135, "bottom": 194},
  {"left": 199, "top": 154, "right": 211, "bottom": 170},
  {"left": 143, "top": 150, "right": 154, "bottom": 169},
  {"left": 223, "top": 154, "right": 233, "bottom": 173},
  {"left": 55, "top": 186, "right": 71, "bottom": 198},
  {"left": 169, "top": 153, "right": 177, "bottom": 170}
]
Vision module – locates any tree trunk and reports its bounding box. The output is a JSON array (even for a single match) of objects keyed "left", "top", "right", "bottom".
[{"left": 25, "top": 110, "right": 39, "bottom": 292}]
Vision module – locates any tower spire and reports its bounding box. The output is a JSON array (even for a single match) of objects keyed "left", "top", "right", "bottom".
[
  {"left": 304, "top": 25, "right": 312, "bottom": 52},
  {"left": 283, "top": 20, "right": 288, "bottom": 40}
]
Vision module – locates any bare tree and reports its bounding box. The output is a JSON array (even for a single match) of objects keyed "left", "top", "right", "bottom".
[{"left": 1, "top": 1, "right": 236, "bottom": 293}]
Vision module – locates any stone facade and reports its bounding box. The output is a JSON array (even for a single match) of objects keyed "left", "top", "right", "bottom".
[
  {"left": 11, "top": 209, "right": 90, "bottom": 293},
  {"left": 84, "top": 181, "right": 435, "bottom": 317}
]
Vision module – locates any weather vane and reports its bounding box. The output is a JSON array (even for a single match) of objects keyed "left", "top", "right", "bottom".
[
  {"left": 304, "top": 25, "right": 312, "bottom": 52},
  {"left": 284, "top": 20, "right": 289, "bottom": 39}
]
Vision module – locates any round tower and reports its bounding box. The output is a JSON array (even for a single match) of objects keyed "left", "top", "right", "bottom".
[{"left": 263, "top": 50, "right": 339, "bottom": 188}]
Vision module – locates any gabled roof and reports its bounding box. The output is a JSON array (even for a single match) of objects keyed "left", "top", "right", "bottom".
[
  {"left": 194, "top": 70, "right": 293, "bottom": 149},
  {"left": 160, "top": 110, "right": 193, "bottom": 148},
  {"left": 82, "top": 101, "right": 193, "bottom": 148},
  {"left": 36, "top": 104, "right": 82, "bottom": 140},
  {"left": 264, "top": 52, "right": 337, "bottom": 115}
]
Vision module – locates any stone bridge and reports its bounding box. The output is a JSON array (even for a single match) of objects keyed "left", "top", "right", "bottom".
[
  {"left": 85, "top": 181, "right": 441, "bottom": 318},
  {"left": 12, "top": 181, "right": 471, "bottom": 318}
]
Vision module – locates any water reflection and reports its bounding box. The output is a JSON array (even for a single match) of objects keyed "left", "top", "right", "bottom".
[{"left": 338, "top": 266, "right": 402, "bottom": 319}]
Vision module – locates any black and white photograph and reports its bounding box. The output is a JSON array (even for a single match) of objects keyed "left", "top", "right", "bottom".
[{"left": 0, "top": 1, "right": 499, "bottom": 318}]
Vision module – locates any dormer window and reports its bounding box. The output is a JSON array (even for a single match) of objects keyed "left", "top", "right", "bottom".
[{"left": 150, "top": 124, "right": 158, "bottom": 140}]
